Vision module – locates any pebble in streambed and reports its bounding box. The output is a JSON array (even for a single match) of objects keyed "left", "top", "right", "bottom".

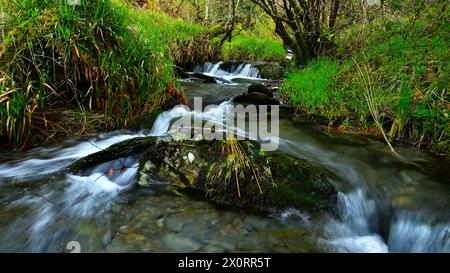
[{"left": 105, "top": 193, "right": 322, "bottom": 253}]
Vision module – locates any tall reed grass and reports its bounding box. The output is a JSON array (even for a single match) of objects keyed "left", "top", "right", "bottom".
[{"left": 0, "top": 0, "right": 203, "bottom": 147}]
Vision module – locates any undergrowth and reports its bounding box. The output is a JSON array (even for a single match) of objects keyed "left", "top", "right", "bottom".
[
  {"left": 281, "top": 5, "right": 449, "bottom": 154},
  {"left": 206, "top": 139, "right": 273, "bottom": 198},
  {"left": 0, "top": 0, "right": 203, "bottom": 147},
  {"left": 219, "top": 35, "right": 285, "bottom": 62},
  {"left": 216, "top": 16, "right": 285, "bottom": 62}
]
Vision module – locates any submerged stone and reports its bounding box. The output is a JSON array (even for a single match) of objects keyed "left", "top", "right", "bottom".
[{"left": 163, "top": 233, "right": 202, "bottom": 252}]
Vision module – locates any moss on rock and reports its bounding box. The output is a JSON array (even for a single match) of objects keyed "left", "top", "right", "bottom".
[
  {"left": 136, "top": 139, "right": 336, "bottom": 212},
  {"left": 248, "top": 83, "right": 273, "bottom": 98},
  {"left": 68, "top": 136, "right": 336, "bottom": 212}
]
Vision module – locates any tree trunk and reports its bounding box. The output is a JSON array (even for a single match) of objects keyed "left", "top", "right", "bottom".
[{"left": 250, "top": 0, "right": 340, "bottom": 64}]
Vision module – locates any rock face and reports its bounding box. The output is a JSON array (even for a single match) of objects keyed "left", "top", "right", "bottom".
[{"left": 70, "top": 136, "right": 336, "bottom": 212}]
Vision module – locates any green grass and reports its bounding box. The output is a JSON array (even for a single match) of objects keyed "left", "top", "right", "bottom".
[
  {"left": 117, "top": 1, "right": 206, "bottom": 65},
  {"left": 281, "top": 58, "right": 341, "bottom": 118},
  {"left": 281, "top": 6, "right": 449, "bottom": 153},
  {"left": 206, "top": 139, "right": 273, "bottom": 198},
  {"left": 220, "top": 35, "right": 285, "bottom": 62},
  {"left": 216, "top": 15, "right": 285, "bottom": 62},
  {"left": 0, "top": 0, "right": 204, "bottom": 147}
]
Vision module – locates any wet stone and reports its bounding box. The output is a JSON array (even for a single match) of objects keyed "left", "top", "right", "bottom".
[
  {"left": 164, "top": 216, "right": 185, "bottom": 233},
  {"left": 162, "top": 233, "right": 202, "bottom": 252}
]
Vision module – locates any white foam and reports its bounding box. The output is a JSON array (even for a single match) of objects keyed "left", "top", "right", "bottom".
[
  {"left": 0, "top": 133, "right": 144, "bottom": 180},
  {"left": 193, "top": 61, "right": 262, "bottom": 81},
  {"left": 329, "top": 235, "right": 388, "bottom": 253}
]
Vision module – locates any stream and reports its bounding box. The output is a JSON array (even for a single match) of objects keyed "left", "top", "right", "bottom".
[{"left": 0, "top": 62, "right": 449, "bottom": 253}]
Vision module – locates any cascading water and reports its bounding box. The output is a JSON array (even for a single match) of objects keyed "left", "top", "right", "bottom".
[
  {"left": 275, "top": 119, "right": 450, "bottom": 253},
  {"left": 193, "top": 61, "right": 261, "bottom": 80},
  {"left": 0, "top": 73, "right": 448, "bottom": 253},
  {"left": 0, "top": 133, "right": 145, "bottom": 181},
  {"left": 321, "top": 189, "right": 388, "bottom": 253},
  {"left": 0, "top": 132, "right": 148, "bottom": 252}
]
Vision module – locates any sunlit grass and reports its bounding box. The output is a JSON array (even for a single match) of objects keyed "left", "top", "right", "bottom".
[
  {"left": 0, "top": 0, "right": 204, "bottom": 147},
  {"left": 220, "top": 35, "right": 285, "bottom": 62},
  {"left": 281, "top": 7, "right": 449, "bottom": 152}
]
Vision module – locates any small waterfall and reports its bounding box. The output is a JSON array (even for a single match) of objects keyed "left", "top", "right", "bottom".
[
  {"left": 0, "top": 132, "right": 146, "bottom": 181},
  {"left": 234, "top": 63, "right": 261, "bottom": 78},
  {"left": 0, "top": 84, "right": 449, "bottom": 252},
  {"left": 150, "top": 100, "right": 258, "bottom": 142},
  {"left": 323, "top": 189, "right": 388, "bottom": 253},
  {"left": 388, "top": 212, "right": 450, "bottom": 253},
  {"left": 193, "top": 61, "right": 261, "bottom": 79},
  {"left": 194, "top": 61, "right": 223, "bottom": 75},
  {"left": 321, "top": 188, "right": 450, "bottom": 253},
  {"left": 337, "top": 189, "right": 378, "bottom": 235},
  {"left": 2, "top": 156, "right": 139, "bottom": 252}
]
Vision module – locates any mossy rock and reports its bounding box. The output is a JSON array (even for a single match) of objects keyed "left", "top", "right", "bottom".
[
  {"left": 137, "top": 139, "right": 336, "bottom": 212},
  {"left": 233, "top": 92, "right": 280, "bottom": 106},
  {"left": 252, "top": 61, "right": 284, "bottom": 80},
  {"left": 69, "top": 137, "right": 336, "bottom": 212},
  {"left": 269, "top": 153, "right": 336, "bottom": 211},
  {"left": 248, "top": 83, "right": 273, "bottom": 98}
]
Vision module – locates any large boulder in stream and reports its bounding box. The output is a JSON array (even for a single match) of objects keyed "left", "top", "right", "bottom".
[
  {"left": 233, "top": 92, "right": 280, "bottom": 106},
  {"left": 247, "top": 83, "right": 273, "bottom": 98},
  {"left": 69, "top": 137, "right": 336, "bottom": 212}
]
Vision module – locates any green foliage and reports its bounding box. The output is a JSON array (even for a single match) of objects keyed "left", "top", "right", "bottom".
[
  {"left": 281, "top": 58, "right": 341, "bottom": 117},
  {"left": 206, "top": 139, "right": 273, "bottom": 198},
  {"left": 282, "top": 5, "right": 449, "bottom": 152},
  {"left": 118, "top": 1, "right": 206, "bottom": 64},
  {"left": 0, "top": 0, "right": 203, "bottom": 147},
  {"left": 220, "top": 35, "right": 285, "bottom": 62},
  {"left": 216, "top": 14, "right": 285, "bottom": 62}
]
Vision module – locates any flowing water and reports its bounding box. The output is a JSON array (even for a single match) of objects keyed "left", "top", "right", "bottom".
[
  {"left": 0, "top": 63, "right": 449, "bottom": 253},
  {"left": 193, "top": 61, "right": 261, "bottom": 80}
]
